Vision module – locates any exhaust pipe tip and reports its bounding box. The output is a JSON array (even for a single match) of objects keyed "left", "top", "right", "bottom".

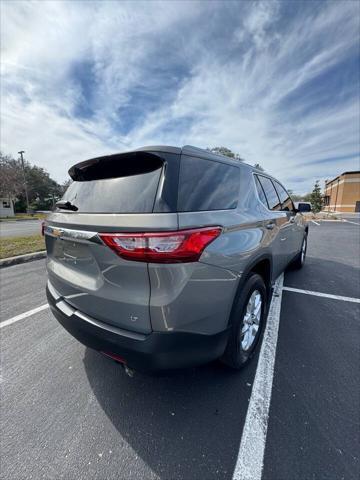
[
  {"left": 123, "top": 365, "right": 135, "bottom": 377},
  {"left": 100, "top": 351, "right": 135, "bottom": 376}
]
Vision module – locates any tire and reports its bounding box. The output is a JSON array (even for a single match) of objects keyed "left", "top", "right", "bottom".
[
  {"left": 291, "top": 234, "right": 307, "bottom": 270},
  {"left": 221, "top": 273, "right": 267, "bottom": 369}
]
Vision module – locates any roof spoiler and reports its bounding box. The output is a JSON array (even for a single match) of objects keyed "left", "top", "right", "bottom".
[{"left": 68, "top": 151, "right": 164, "bottom": 181}]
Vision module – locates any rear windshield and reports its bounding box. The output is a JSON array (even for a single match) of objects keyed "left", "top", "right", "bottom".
[
  {"left": 178, "top": 156, "right": 240, "bottom": 211},
  {"left": 61, "top": 153, "right": 163, "bottom": 213}
]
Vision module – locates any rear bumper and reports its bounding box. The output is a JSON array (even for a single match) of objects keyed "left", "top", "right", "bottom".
[{"left": 46, "top": 285, "right": 229, "bottom": 372}]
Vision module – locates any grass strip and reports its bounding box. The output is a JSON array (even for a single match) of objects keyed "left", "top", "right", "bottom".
[{"left": 0, "top": 235, "right": 45, "bottom": 259}]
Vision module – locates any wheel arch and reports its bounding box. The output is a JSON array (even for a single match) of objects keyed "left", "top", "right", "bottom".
[{"left": 227, "top": 254, "right": 273, "bottom": 327}]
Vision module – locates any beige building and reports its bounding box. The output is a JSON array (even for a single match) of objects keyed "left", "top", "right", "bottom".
[{"left": 323, "top": 171, "right": 360, "bottom": 212}]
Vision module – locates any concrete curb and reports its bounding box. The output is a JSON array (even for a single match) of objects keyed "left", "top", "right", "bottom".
[
  {"left": 0, "top": 251, "right": 46, "bottom": 268},
  {"left": 318, "top": 219, "right": 344, "bottom": 222}
]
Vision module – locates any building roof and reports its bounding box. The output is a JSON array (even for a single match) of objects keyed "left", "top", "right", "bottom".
[{"left": 325, "top": 171, "right": 360, "bottom": 185}]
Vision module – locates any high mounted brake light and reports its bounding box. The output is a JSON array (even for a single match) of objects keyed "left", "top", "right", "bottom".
[{"left": 99, "top": 227, "right": 222, "bottom": 263}]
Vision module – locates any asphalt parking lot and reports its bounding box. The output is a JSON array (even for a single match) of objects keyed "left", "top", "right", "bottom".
[
  {"left": 0, "top": 220, "right": 42, "bottom": 237},
  {"left": 1, "top": 220, "right": 359, "bottom": 480}
]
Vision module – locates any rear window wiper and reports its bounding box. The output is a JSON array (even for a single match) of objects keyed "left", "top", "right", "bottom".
[{"left": 55, "top": 200, "right": 78, "bottom": 211}]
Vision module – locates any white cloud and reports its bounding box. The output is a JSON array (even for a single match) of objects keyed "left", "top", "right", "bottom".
[
  {"left": 1, "top": 0, "right": 359, "bottom": 194},
  {"left": 2, "top": 93, "right": 115, "bottom": 179}
]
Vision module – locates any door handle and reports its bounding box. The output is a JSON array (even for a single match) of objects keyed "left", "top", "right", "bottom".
[{"left": 265, "top": 222, "right": 275, "bottom": 230}]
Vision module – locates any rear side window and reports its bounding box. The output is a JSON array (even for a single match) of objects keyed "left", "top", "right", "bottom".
[
  {"left": 62, "top": 153, "right": 163, "bottom": 213},
  {"left": 254, "top": 175, "right": 268, "bottom": 207},
  {"left": 256, "top": 175, "right": 281, "bottom": 211},
  {"left": 273, "top": 181, "right": 294, "bottom": 211},
  {"left": 178, "top": 156, "right": 240, "bottom": 212}
]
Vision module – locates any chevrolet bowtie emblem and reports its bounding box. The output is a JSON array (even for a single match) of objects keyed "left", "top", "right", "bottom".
[{"left": 52, "top": 228, "right": 62, "bottom": 238}]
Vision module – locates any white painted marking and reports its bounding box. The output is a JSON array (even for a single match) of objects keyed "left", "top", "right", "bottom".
[
  {"left": 232, "top": 273, "right": 284, "bottom": 480},
  {"left": 311, "top": 220, "right": 320, "bottom": 226},
  {"left": 0, "top": 304, "right": 49, "bottom": 329},
  {"left": 283, "top": 286, "right": 360, "bottom": 304},
  {"left": 344, "top": 220, "right": 360, "bottom": 226}
]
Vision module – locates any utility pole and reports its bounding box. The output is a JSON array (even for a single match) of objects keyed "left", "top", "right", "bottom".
[{"left": 18, "top": 150, "right": 30, "bottom": 212}]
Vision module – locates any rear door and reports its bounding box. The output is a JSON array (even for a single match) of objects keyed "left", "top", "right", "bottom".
[
  {"left": 255, "top": 175, "right": 293, "bottom": 275},
  {"left": 45, "top": 151, "right": 179, "bottom": 334}
]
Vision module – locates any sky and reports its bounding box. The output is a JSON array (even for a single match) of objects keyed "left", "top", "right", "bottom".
[{"left": 1, "top": 0, "right": 359, "bottom": 194}]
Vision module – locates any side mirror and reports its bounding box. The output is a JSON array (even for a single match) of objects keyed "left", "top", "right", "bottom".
[{"left": 297, "top": 202, "right": 312, "bottom": 213}]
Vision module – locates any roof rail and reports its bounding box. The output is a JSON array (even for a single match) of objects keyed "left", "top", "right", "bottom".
[
  {"left": 182, "top": 145, "right": 210, "bottom": 155},
  {"left": 182, "top": 145, "right": 257, "bottom": 169}
]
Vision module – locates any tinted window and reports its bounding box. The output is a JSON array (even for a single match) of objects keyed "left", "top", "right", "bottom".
[
  {"left": 69, "top": 152, "right": 163, "bottom": 181},
  {"left": 178, "top": 156, "right": 240, "bottom": 211},
  {"left": 254, "top": 175, "right": 268, "bottom": 207},
  {"left": 257, "top": 176, "right": 281, "bottom": 211},
  {"left": 298, "top": 202, "right": 311, "bottom": 212},
  {"left": 61, "top": 169, "right": 161, "bottom": 213},
  {"left": 273, "top": 181, "right": 294, "bottom": 211}
]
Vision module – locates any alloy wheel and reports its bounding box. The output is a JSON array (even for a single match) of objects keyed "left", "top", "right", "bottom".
[{"left": 241, "top": 290, "right": 262, "bottom": 351}]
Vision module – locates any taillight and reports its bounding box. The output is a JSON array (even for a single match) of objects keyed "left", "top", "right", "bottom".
[{"left": 99, "top": 227, "right": 222, "bottom": 263}]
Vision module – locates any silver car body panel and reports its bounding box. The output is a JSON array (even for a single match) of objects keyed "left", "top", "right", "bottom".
[{"left": 45, "top": 145, "right": 307, "bottom": 339}]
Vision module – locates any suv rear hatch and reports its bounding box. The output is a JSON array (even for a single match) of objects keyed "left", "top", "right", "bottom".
[{"left": 45, "top": 149, "right": 179, "bottom": 334}]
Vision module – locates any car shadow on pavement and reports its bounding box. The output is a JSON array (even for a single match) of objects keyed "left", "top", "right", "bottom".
[
  {"left": 83, "top": 348, "right": 258, "bottom": 480},
  {"left": 285, "top": 254, "right": 360, "bottom": 299}
]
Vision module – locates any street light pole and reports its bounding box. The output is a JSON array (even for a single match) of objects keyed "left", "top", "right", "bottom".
[{"left": 18, "top": 150, "right": 30, "bottom": 212}]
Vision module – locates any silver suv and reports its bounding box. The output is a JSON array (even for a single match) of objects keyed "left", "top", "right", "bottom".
[{"left": 45, "top": 145, "right": 308, "bottom": 372}]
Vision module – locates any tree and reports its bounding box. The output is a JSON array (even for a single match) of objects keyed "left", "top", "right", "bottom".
[
  {"left": 208, "top": 146, "right": 244, "bottom": 161},
  {"left": 0, "top": 152, "right": 62, "bottom": 212},
  {"left": 253, "top": 163, "right": 264, "bottom": 171},
  {"left": 309, "top": 180, "right": 322, "bottom": 213},
  {"left": 287, "top": 189, "right": 299, "bottom": 201},
  {"left": 61, "top": 179, "right": 72, "bottom": 194},
  {"left": 24, "top": 163, "right": 62, "bottom": 208},
  {"left": 302, "top": 192, "right": 312, "bottom": 203},
  {"left": 289, "top": 193, "right": 304, "bottom": 202},
  {"left": 0, "top": 153, "right": 24, "bottom": 207}
]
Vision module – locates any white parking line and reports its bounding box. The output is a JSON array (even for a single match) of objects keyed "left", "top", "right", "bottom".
[
  {"left": 311, "top": 220, "right": 320, "bottom": 226},
  {"left": 283, "top": 286, "right": 360, "bottom": 304},
  {"left": 0, "top": 304, "right": 49, "bottom": 329},
  {"left": 232, "top": 273, "right": 284, "bottom": 480},
  {"left": 343, "top": 220, "right": 360, "bottom": 226}
]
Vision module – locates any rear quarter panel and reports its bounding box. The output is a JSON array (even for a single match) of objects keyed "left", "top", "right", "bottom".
[
  {"left": 149, "top": 164, "right": 278, "bottom": 335},
  {"left": 178, "top": 166, "right": 278, "bottom": 277},
  {"left": 148, "top": 262, "right": 239, "bottom": 334}
]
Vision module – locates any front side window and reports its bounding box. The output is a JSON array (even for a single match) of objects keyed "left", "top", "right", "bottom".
[
  {"left": 273, "top": 181, "right": 294, "bottom": 211},
  {"left": 256, "top": 175, "right": 281, "bottom": 211},
  {"left": 178, "top": 156, "right": 240, "bottom": 212}
]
